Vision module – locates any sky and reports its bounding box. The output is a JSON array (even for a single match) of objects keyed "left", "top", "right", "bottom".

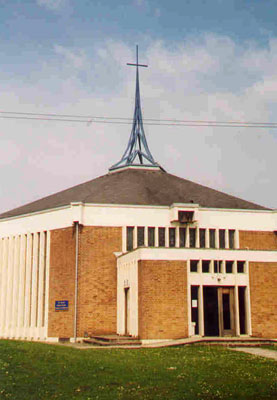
[{"left": 1, "top": 0, "right": 277, "bottom": 212}]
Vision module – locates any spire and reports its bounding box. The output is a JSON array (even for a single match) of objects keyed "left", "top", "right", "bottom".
[{"left": 109, "top": 45, "right": 162, "bottom": 172}]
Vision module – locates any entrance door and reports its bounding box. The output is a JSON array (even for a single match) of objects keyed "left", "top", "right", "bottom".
[
  {"left": 124, "top": 288, "right": 130, "bottom": 335},
  {"left": 218, "top": 288, "right": 235, "bottom": 336}
]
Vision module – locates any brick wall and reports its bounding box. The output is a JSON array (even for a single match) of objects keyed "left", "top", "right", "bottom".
[
  {"left": 48, "top": 227, "right": 75, "bottom": 338},
  {"left": 77, "top": 226, "right": 121, "bottom": 337},
  {"left": 138, "top": 260, "right": 188, "bottom": 340},
  {"left": 48, "top": 225, "right": 122, "bottom": 339},
  {"left": 240, "top": 231, "right": 277, "bottom": 250},
  {"left": 249, "top": 262, "right": 277, "bottom": 338}
]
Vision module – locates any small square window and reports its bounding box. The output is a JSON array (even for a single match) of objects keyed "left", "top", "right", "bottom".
[
  {"left": 237, "top": 261, "right": 245, "bottom": 273},
  {"left": 190, "top": 260, "right": 199, "bottom": 272},
  {"left": 202, "top": 260, "right": 210, "bottom": 273},
  {"left": 226, "top": 261, "right": 233, "bottom": 273}
]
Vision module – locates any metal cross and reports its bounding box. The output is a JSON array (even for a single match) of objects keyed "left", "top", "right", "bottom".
[{"left": 127, "top": 45, "right": 148, "bottom": 69}]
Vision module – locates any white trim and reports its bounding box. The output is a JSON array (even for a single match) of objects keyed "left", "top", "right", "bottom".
[{"left": 117, "top": 247, "right": 277, "bottom": 263}]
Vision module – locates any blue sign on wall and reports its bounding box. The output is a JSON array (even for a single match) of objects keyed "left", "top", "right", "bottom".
[{"left": 55, "top": 300, "right": 69, "bottom": 311}]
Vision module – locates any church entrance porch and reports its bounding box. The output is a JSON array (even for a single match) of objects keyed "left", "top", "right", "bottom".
[{"left": 191, "top": 285, "right": 248, "bottom": 337}]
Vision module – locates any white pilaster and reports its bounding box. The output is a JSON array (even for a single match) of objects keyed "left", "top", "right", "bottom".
[
  {"left": 165, "top": 227, "right": 169, "bottom": 248},
  {"left": 31, "top": 232, "right": 39, "bottom": 330},
  {"left": 44, "top": 231, "right": 51, "bottom": 336},
  {"left": 195, "top": 226, "right": 200, "bottom": 248},
  {"left": 37, "top": 232, "right": 45, "bottom": 332},
  {"left": 17, "top": 234, "right": 27, "bottom": 337},
  {"left": 225, "top": 230, "right": 229, "bottom": 249},
  {"left": 0, "top": 238, "right": 8, "bottom": 334},
  {"left": 215, "top": 229, "right": 220, "bottom": 249},
  {"left": 205, "top": 229, "right": 209, "bottom": 249},
  {"left": 235, "top": 229, "right": 240, "bottom": 249},
  {"left": 24, "top": 233, "right": 32, "bottom": 333},
  {"left": 122, "top": 226, "right": 127, "bottom": 253},
  {"left": 11, "top": 236, "right": 20, "bottom": 337},
  {"left": 133, "top": 226, "right": 137, "bottom": 249},
  {"left": 144, "top": 227, "right": 148, "bottom": 247},
  {"left": 185, "top": 226, "right": 190, "bottom": 248},
  {"left": 154, "top": 227, "right": 159, "bottom": 247},
  {"left": 245, "top": 285, "right": 252, "bottom": 336},
  {"left": 199, "top": 285, "right": 204, "bottom": 336},
  {"left": 234, "top": 285, "right": 240, "bottom": 336},
  {"left": 5, "top": 237, "right": 15, "bottom": 336},
  {"left": 176, "top": 227, "right": 180, "bottom": 248}
]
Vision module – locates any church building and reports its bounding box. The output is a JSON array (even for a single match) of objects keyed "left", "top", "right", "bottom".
[{"left": 0, "top": 48, "right": 276, "bottom": 342}]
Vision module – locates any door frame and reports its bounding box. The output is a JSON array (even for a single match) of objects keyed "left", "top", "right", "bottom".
[
  {"left": 124, "top": 287, "right": 130, "bottom": 336},
  {"left": 217, "top": 287, "right": 236, "bottom": 336}
]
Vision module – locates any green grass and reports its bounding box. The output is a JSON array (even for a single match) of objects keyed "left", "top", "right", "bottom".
[{"left": 0, "top": 340, "right": 276, "bottom": 400}]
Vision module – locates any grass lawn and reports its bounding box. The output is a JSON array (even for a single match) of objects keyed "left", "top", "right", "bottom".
[{"left": 0, "top": 340, "right": 276, "bottom": 400}]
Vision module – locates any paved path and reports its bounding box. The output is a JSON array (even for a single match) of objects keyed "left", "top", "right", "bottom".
[{"left": 231, "top": 347, "right": 277, "bottom": 360}]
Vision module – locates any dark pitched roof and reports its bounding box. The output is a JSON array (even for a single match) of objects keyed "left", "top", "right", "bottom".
[{"left": 0, "top": 168, "right": 268, "bottom": 219}]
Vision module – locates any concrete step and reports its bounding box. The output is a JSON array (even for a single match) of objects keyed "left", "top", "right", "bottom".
[
  {"left": 83, "top": 335, "right": 142, "bottom": 347},
  {"left": 83, "top": 338, "right": 142, "bottom": 347},
  {"left": 196, "top": 342, "right": 275, "bottom": 347}
]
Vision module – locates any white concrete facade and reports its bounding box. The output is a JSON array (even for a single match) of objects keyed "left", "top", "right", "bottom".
[{"left": 0, "top": 231, "right": 50, "bottom": 340}]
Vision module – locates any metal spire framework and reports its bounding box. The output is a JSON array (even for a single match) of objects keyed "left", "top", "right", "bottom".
[{"left": 109, "top": 45, "right": 161, "bottom": 171}]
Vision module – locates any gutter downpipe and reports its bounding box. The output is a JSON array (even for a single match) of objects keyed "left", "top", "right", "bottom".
[{"left": 74, "top": 221, "right": 79, "bottom": 342}]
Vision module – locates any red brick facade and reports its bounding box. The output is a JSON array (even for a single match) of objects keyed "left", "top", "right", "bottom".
[
  {"left": 249, "top": 262, "right": 277, "bottom": 338},
  {"left": 48, "top": 227, "right": 75, "bottom": 338},
  {"left": 138, "top": 260, "right": 188, "bottom": 339},
  {"left": 48, "top": 225, "right": 121, "bottom": 338},
  {"left": 240, "top": 230, "right": 277, "bottom": 250},
  {"left": 77, "top": 226, "right": 121, "bottom": 336}
]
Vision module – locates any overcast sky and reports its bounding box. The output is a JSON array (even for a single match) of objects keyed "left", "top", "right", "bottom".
[{"left": 1, "top": 0, "right": 277, "bottom": 213}]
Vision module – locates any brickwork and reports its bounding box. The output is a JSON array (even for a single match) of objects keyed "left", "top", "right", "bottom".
[
  {"left": 77, "top": 226, "right": 122, "bottom": 337},
  {"left": 240, "top": 231, "right": 277, "bottom": 250},
  {"left": 48, "top": 225, "right": 122, "bottom": 339},
  {"left": 249, "top": 262, "right": 277, "bottom": 338},
  {"left": 138, "top": 260, "right": 188, "bottom": 339},
  {"left": 48, "top": 227, "right": 75, "bottom": 338}
]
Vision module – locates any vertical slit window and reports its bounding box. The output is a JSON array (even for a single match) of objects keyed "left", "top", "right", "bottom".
[
  {"left": 148, "top": 227, "right": 155, "bottom": 247},
  {"left": 137, "top": 227, "right": 145, "bottom": 247},
  {"left": 209, "top": 229, "right": 215, "bottom": 248},
  {"left": 169, "top": 228, "right": 176, "bottom": 247},
  {"left": 214, "top": 260, "right": 219, "bottom": 273},
  {"left": 200, "top": 229, "right": 206, "bottom": 248},
  {"left": 219, "top": 260, "right": 223, "bottom": 273},
  {"left": 202, "top": 260, "right": 210, "bottom": 273},
  {"left": 226, "top": 261, "right": 233, "bottom": 273},
  {"left": 229, "top": 230, "right": 235, "bottom": 249},
  {"left": 189, "top": 228, "right": 196, "bottom": 248},
  {"left": 190, "top": 260, "right": 199, "bottom": 272},
  {"left": 127, "top": 227, "right": 134, "bottom": 251},
  {"left": 179, "top": 228, "right": 186, "bottom": 247},
  {"left": 158, "top": 228, "right": 165, "bottom": 247},
  {"left": 219, "top": 229, "right": 225, "bottom": 248},
  {"left": 237, "top": 261, "right": 245, "bottom": 273}
]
